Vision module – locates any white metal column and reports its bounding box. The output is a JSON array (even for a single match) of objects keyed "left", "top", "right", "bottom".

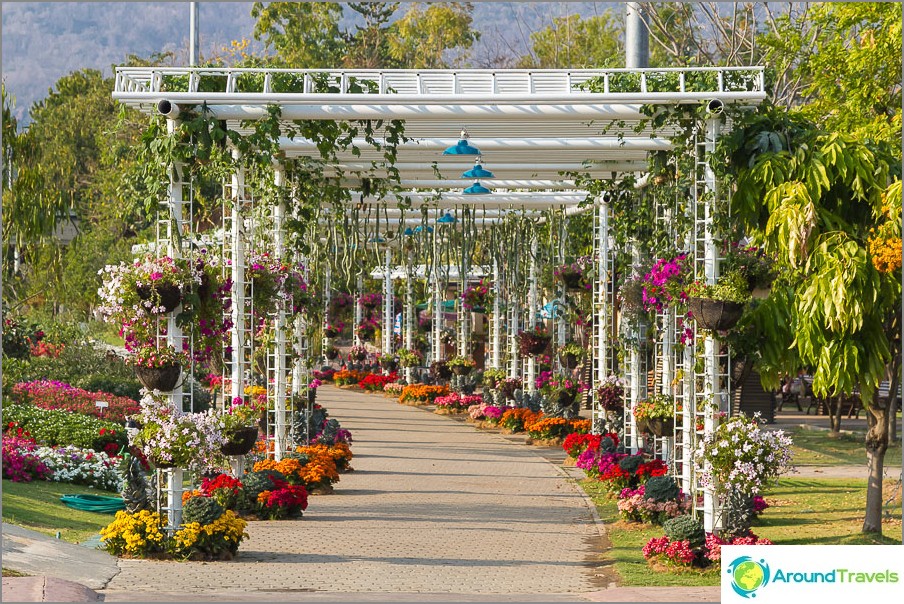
[
  {"left": 382, "top": 247, "right": 393, "bottom": 366},
  {"left": 491, "top": 258, "right": 502, "bottom": 369},
  {"left": 526, "top": 232, "right": 538, "bottom": 393},
  {"left": 592, "top": 201, "right": 613, "bottom": 431},
  {"left": 404, "top": 250, "right": 414, "bottom": 383},
  {"left": 271, "top": 165, "right": 288, "bottom": 460},
  {"left": 229, "top": 149, "right": 246, "bottom": 403}
]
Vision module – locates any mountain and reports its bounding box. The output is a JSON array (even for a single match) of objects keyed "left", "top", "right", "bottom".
[{"left": 1, "top": 1, "right": 619, "bottom": 123}]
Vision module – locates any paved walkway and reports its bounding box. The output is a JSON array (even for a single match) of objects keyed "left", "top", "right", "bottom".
[{"left": 100, "top": 386, "right": 628, "bottom": 602}]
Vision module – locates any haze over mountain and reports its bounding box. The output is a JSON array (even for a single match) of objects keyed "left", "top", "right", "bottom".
[{"left": 2, "top": 2, "right": 617, "bottom": 123}]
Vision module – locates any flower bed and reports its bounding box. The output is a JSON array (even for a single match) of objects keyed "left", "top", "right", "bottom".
[
  {"left": 334, "top": 369, "right": 368, "bottom": 386},
  {"left": 10, "top": 380, "right": 140, "bottom": 424},
  {"left": 576, "top": 448, "right": 668, "bottom": 493},
  {"left": 2, "top": 434, "right": 52, "bottom": 482},
  {"left": 616, "top": 485, "right": 693, "bottom": 525},
  {"left": 434, "top": 392, "right": 482, "bottom": 413},
  {"left": 358, "top": 372, "right": 399, "bottom": 392},
  {"left": 383, "top": 382, "right": 405, "bottom": 396},
  {"left": 525, "top": 417, "right": 591, "bottom": 441},
  {"left": 562, "top": 432, "right": 619, "bottom": 459},
  {"left": 398, "top": 384, "right": 449, "bottom": 405},
  {"left": 4, "top": 405, "right": 127, "bottom": 454},
  {"left": 499, "top": 408, "right": 543, "bottom": 433}
]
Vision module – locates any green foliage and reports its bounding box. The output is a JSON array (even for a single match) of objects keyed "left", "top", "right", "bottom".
[
  {"left": 182, "top": 496, "right": 225, "bottom": 526},
  {"left": 519, "top": 12, "right": 622, "bottom": 68},
  {"left": 643, "top": 476, "right": 680, "bottom": 503},
  {"left": 387, "top": 2, "right": 479, "bottom": 68},
  {"left": 3, "top": 405, "right": 128, "bottom": 452},
  {"left": 241, "top": 470, "right": 286, "bottom": 505},
  {"left": 618, "top": 454, "right": 644, "bottom": 476},
  {"left": 662, "top": 514, "right": 705, "bottom": 549}
]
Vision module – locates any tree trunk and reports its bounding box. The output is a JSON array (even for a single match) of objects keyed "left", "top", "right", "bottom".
[{"left": 862, "top": 400, "right": 891, "bottom": 533}]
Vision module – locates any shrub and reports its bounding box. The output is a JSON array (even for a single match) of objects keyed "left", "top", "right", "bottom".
[
  {"left": 399, "top": 384, "right": 449, "bottom": 404},
  {"left": 182, "top": 496, "right": 225, "bottom": 526},
  {"left": 4, "top": 405, "right": 128, "bottom": 453},
  {"left": 643, "top": 475, "right": 680, "bottom": 503},
  {"left": 618, "top": 454, "right": 644, "bottom": 475},
  {"left": 200, "top": 474, "right": 244, "bottom": 510},
  {"left": 171, "top": 509, "right": 247, "bottom": 560},
  {"left": 1, "top": 434, "right": 52, "bottom": 482},
  {"left": 34, "top": 444, "right": 121, "bottom": 491},
  {"left": 358, "top": 372, "right": 398, "bottom": 392},
  {"left": 663, "top": 515, "right": 705, "bottom": 549},
  {"left": 617, "top": 485, "right": 691, "bottom": 525},
  {"left": 10, "top": 380, "right": 140, "bottom": 424},
  {"left": 242, "top": 469, "right": 287, "bottom": 504},
  {"left": 100, "top": 510, "right": 167, "bottom": 557}
]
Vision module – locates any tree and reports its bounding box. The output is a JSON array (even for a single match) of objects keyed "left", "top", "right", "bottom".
[
  {"left": 251, "top": 1, "right": 479, "bottom": 69},
  {"left": 251, "top": 2, "right": 345, "bottom": 67},
  {"left": 387, "top": 2, "right": 479, "bottom": 69},
  {"left": 725, "top": 105, "right": 900, "bottom": 534},
  {"left": 518, "top": 12, "right": 622, "bottom": 69}
]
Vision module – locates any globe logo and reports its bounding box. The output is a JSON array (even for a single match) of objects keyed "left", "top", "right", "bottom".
[{"left": 727, "top": 556, "right": 770, "bottom": 598}]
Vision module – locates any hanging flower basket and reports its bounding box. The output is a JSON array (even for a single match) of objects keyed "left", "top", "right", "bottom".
[
  {"left": 380, "top": 357, "right": 398, "bottom": 372},
  {"left": 518, "top": 332, "right": 551, "bottom": 356},
  {"left": 559, "top": 270, "right": 584, "bottom": 290},
  {"left": 634, "top": 417, "right": 650, "bottom": 435},
  {"left": 431, "top": 360, "right": 452, "bottom": 380},
  {"left": 325, "top": 347, "right": 339, "bottom": 360},
  {"left": 134, "top": 363, "right": 182, "bottom": 392},
  {"left": 137, "top": 283, "right": 182, "bottom": 313},
  {"left": 324, "top": 326, "right": 342, "bottom": 338},
  {"left": 150, "top": 455, "right": 178, "bottom": 469},
  {"left": 557, "top": 390, "right": 577, "bottom": 407},
  {"left": 359, "top": 293, "right": 382, "bottom": 309},
  {"left": 452, "top": 364, "right": 473, "bottom": 376},
  {"left": 560, "top": 352, "right": 579, "bottom": 370},
  {"left": 646, "top": 417, "right": 676, "bottom": 438},
  {"left": 219, "top": 426, "right": 259, "bottom": 456},
  {"left": 687, "top": 297, "right": 745, "bottom": 331}
]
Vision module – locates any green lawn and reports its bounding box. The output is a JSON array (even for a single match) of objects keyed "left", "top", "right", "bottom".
[
  {"left": 579, "top": 476, "right": 902, "bottom": 587},
  {"left": 789, "top": 427, "right": 902, "bottom": 466},
  {"left": 1, "top": 480, "right": 119, "bottom": 544}
]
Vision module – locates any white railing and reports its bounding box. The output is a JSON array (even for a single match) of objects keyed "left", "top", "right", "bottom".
[{"left": 115, "top": 66, "right": 765, "bottom": 98}]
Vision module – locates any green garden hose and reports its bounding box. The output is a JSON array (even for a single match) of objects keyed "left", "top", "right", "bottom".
[{"left": 59, "top": 494, "right": 125, "bottom": 514}]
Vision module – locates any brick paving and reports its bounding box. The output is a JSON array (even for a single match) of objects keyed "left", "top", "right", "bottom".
[{"left": 100, "top": 386, "right": 613, "bottom": 601}]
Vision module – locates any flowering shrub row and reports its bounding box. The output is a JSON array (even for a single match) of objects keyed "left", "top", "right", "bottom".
[
  {"left": 10, "top": 380, "right": 140, "bottom": 424},
  {"left": 399, "top": 384, "right": 450, "bottom": 404},
  {"left": 383, "top": 382, "right": 405, "bottom": 396},
  {"left": 358, "top": 372, "right": 399, "bottom": 392},
  {"left": 2, "top": 434, "right": 52, "bottom": 482},
  {"left": 334, "top": 369, "right": 369, "bottom": 386},
  {"left": 616, "top": 485, "right": 692, "bottom": 525},
  {"left": 434, "top": 392, "right": 483, "bottom": 412},
  {"left": 525, "top": 417, "right": 591, "bottom": 440},
  {"left": 468, "top": 402, "right": 505, "bottom": 424},
  {"left": 4, "top": 405, "right": 127, "bottom": 454},
  {"left": 2, "top": 432, "right": 121, "bottom": 489},
  {"left": 643, "top": 531, "right": 772, "bottom": 568}
]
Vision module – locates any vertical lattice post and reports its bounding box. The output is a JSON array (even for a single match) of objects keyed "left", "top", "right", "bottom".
[
  {"left": 321, "top": 265, "right": 331, "bottom": 364},
  {"left": 592, "top": 201, "right": 613, "bottom": 432},
  {"left": 382, "top": 247, "right": 393, "bottom": 367},
  {"left": 355, "top": 272, "right": 364, "bottom": 347},
  {"left": 700, "top": 113, "right": 726, "bottom": 533},
  {"left": 271, "top": 165, "right": 288, "bottom": 460},
  {"left": 432, "top": 231, "right": 443, "bottom": 365},
  {"left": 229, "top": 149, "right": 246, "bottom": 404},
  {"left": 404, "top": 250, "right": 414, "bottom": 383},
  {"left": 491, "top": 258, "right": 502, "bottom": 369},
  {"left": 625, "top": 242, "right": 647, "bottom": 453},
  {"left": 507, "top": 298, "right": 520, "bottom": 380},
  {"left": 526, "top": 232, "right": 538, "bottom": 393}
]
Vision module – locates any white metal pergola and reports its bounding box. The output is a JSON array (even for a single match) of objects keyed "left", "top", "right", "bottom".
[{"left": 114, "top": 66, "right": 766, "bottom": 532}]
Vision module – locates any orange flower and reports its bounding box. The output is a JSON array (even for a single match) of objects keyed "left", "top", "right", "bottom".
[
  {"left": 399, "top": 384, "right": 450, "bottom": 403},
  {"left": 182, "top": 489, "right": 202, "bottom": 505}
]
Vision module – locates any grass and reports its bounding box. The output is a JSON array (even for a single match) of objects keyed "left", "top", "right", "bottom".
[
  {"left": 788, "top": 427, "right": 902, "bottom": 466},
  {"left": 1, "top": 479, "right": 118, "bottom": 544},
  {"left": 2, "top": 568, "right": 29, "bottom": 577},
  {"left": 579, "top": 476, "right": 902, "bottom": 587}
]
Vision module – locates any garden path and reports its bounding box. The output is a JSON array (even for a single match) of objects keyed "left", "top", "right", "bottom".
[{"left": 100, "top": 385, "right": 624, "bottom": 602}]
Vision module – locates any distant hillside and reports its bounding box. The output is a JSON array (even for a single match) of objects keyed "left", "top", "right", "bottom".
[{"left": 1, "top": 1, "right": 618, "bottom": 123}]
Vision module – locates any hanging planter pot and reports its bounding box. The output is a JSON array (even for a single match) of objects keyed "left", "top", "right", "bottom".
[
  {"left": 451, "top": 364, "right": 473, "bottom": 376},
  {"left": 220, "top": 426, "right": 259, "bottom": 456},
  {"left": 518, "top": 333, "right": 551, "bottom": 356},
  {"left": 687, "top": 297, "right": 745, "bottom": 331},
  {"left": 325, "top": 347, "right": 339, "bottom": 360},
  {"left": 634, "top": 417, "right": 650, "bottom": 435},
  {"left": 324, "top": 326, "right": 342, "bottom": 338},
  {"left": 150, "top": 455, "right": 178, "bottom": 470},
  {"left": 560, "top": 272, "right": 584, "bottom": 290},
  {"left": 380, "top": 357, "right": 398, "bottom": 372},
  {"left": 556, "top": 390, "right": 577, "bottom": 408},
  {"left": 647, "top": 417, "right": 676, "bottom": 438},
  {"left": 134, "top": 363, "right": 182, "bottom": 392},
  {"left": 137, "top": 283, "right": 182, "bottom": 313},
  {"left": 560, "top": 352, "right": 579, "bottom": 370}
]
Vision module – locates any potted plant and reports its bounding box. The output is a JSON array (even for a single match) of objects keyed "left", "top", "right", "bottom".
[
  {"left": 723, "top": 243, "right": 776, "bottom": 296},
  {"left": 219, "top": 396, "right": 263, "bottom": 456},
  {"left": 633, "top": 394, "right": 678, "bottom": 437},
  {"left": 349, "top": 344, "right": 368, "bottom": 362},
  {"left": 245, "top": 251, "right": 285, "bottom": 315},
  {"left": 359, "top": 292, "right": 382, "bottom": 310},
  {"left": 557, "top": 341, "right": 585, "bottom": 370},
  {"left": 128, "top": 344, "right": 187, "bottom": 392},
  {"left": 546, "top": 376, "right": 583, "bottom": 408},
  {"left": 518, "top": 326, "right": 551, "bottom": 356},
  {"left": 686, "top": 271, "right": 751, "bottom": 331},
  {"left": 595, "top": 375, "right": 625, "bottom": 412},
  {"left": 439, "top": 327, "right": 456, "bottom": 347},
  {"left": 461, "top": 280, "right": 492, "bottom": 312},
  {"left": 323, "top": 321, "right": 344, "bottom": 339},
  {"left": 131, "top": 392, "right": 224, "bottom": 469},
  {"left": 379, "top": 354, "right": 398, "bottom": 372},
  {"left": 417, "top": 313, "right": 432, "bottom": 333},
  {"left": 355, "top": 319, "right": 377, "bottom": 342},
  {"left": 640, "top": 254, "right": 691, "bottom": 312},
  {"left": 397, "top": 348, "right": 423, "bottom": 368},
  {"left": 324, "top": 346, "right": 340, "bottom": 360},
  {"left": 447, "top": 355, "right": 477, "bottom": 376},
  {"left": 554, "top": 262, "right": 585, "bottom": 290},
  {"left": 431, "top": 360, "right": 452, "bottom": 380}
]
